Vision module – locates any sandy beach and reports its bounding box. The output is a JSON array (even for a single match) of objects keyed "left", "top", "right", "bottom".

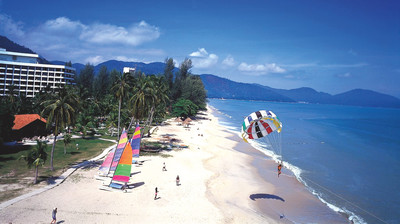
[{"left": 0, "top": 106, "right": 348, "bottom": 224}]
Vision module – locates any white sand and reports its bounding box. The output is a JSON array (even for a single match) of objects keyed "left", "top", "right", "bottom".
[{"left": 0, "top": 106, "right": 347, "bottom": 224}]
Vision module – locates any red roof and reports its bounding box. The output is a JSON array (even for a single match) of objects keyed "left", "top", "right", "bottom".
[{"left": 12, "top": 114, "right": 47, "bottom": 130}]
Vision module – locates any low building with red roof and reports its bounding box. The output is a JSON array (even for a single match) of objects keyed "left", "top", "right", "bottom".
[{"left": 12, "top": 114, "right": 48, "bottom": 140}]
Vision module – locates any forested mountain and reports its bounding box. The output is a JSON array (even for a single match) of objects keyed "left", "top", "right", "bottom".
[
  {"left": 51, "top": 60, "right": 178, "bottom": 75},
  {"left": 199, "top": 74, "right": 400, "bottom": 108},
  {"left": 0, "top": 35, "right": 35, "bottom": 54},
  {"left": 0, "top": 35, "right": 50, "bottom": 64},
  {"left": 199, "top": 74, "right": 294, "bottom": 102},
  {"left": 2, "top": 35, "right": 400, "bottom": 108}
]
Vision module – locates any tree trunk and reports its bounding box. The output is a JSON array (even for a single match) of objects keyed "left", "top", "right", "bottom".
[
  {"left": 34, "top": 165, "right": 39, "bottom": 184},
  {"left": 127, "top": 116, "right": 136, "bottom": 133},
  {"left": 148, "top": 106, "right": 156, "bottom": 137},
  {"left": 64, "top": 144, "right": 66, "bottom": 155},
  {"left": 50, "top": 134, "right": 57, "bottom": 171},
  {"left": 141, "top": 107, "right": 154, "bottom": 138},
  {"left": 117, "top": 97, "right": 121, "bottom": 141}
]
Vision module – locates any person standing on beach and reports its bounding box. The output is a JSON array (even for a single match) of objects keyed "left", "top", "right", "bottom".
[
  {"left": 50, "top": 207, "right": 57, "bottom": 224},
  {"left": 154, "top": 187, "right": 158, "bottom": 200},
  {"left": 176, "top": 175, "right": 180, "bottom": 186}
]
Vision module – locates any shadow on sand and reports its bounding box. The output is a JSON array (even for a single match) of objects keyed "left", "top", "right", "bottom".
[
  {"left": 249, "top": 193, "right": 285, "bottom": 202},
  {"left": 128, "top": 181, "right": 145, "bottom": 189},
  {"left": 130, "top": 171, "right": 141, "bottom": 176}
]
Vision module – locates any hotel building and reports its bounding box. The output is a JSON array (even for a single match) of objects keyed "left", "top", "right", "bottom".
[
  {"left": 123, "top": 67, "right": 136, "bottom": 74},
  {"left": 0, "top": 48, "right": 75, "bottom": 98}
]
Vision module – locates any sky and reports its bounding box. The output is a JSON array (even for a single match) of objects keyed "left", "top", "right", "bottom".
[{"left": 1, "top": 0, "right": 399, "bottom": 97}]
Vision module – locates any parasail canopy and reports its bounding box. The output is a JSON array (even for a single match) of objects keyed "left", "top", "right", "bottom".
[{"left": 242, "top": 110, "right": 282, "bottom": 140}]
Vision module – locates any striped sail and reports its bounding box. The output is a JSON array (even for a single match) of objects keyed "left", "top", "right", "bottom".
[
  {"left": 131, "top": 125, "right": 141, "bottom": 158},
  {"left": 99, "top": 148, "right": 115, "bottom": 175},
  {"left": 112, "top": 141, "right": 133, "bottom": 183},
  {"left": 110, "top": 129, "right": 128, "bottom": 172}
]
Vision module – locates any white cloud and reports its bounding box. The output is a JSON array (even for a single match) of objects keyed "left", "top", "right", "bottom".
[
  {"left": 322, "top": 63, "right": 367, "bottom": 68},
  {"left": 0, "top": 14, "right": 162, "bottom": 63},
  {"left": 189, "top": 48, "right": 208, "bottom": 57},
  {"left": 173, "top": 59, "right": 179, "bottom": 67},
  {"left": 222, "top": 55, "right": 235, "bottom": 67},
  {"left": 189, "top": 48, "right": 218, "bottom": 68},
  {"left": 80, "top": 20, "right": 160, "bottom": 46},
  {"left": 0, "top": 14, "right": 25, "bottom": 38},
  {"left": 44, "top": 17, "right": 85, "bottom": 31},
  {"left": 282, "top": 63, "right": 317, "bottom": 68},
  {"left": 85, "top": 55, "right": 104, "bottom": 65},
  {"left": 115, "top": 56, "right": 139, "bottom": 62},
  {"left": 238, "top": 62, "right": 286, "bottom": 75}
]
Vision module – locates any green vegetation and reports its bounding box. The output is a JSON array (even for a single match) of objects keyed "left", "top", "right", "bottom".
[
  {"left": 0, "top": 57, "right": 207, "bottom": 185},
  {"left": 0, "top": 138, "right": 114, "bottom": 202},
  {"left": 41, "top": 87, "right": 79, "bottom": 171},
  {"left": 172, "top": 99, "right": 199, "bottom": 118},
  {"left": 19, "top": 140, "right": 48, "bottom": 184}
]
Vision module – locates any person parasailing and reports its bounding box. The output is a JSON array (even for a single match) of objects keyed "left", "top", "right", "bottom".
[
  {"left": 241, "top": 110, "right": 283, "bottom": 178},
  {"left": 278, "top": 161, "right": 283, "bottom": 177}
]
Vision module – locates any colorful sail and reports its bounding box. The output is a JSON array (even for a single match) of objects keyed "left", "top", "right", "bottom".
[
  {"left": 99, "top": 148, "right": 115, "bottom": 175},
  {"left": 110, "top": 129, "right": 128, "bottom": 172},
  {"left": 130, "top": 125, "right": 141, "bottom": 158},
  {"left": 112, "top": 141, "right": 132, "bottom": 183}
]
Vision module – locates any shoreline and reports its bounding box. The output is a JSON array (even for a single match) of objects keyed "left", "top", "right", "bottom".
[
  {"left": 0, "top": 106, "right": 348, "bottom": 223},
  {"left": 206, "top": 106, "right": 348, "bottom": 223}
]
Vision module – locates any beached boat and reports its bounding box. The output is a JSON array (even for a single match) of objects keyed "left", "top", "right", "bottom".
[
  {"left": 99, "top": 139, "right": 132, "bottom": 192},
  {"left": 99, "top": 125, "right": 142, "bottom": 192},
  {"left": 131, "top": 125, "right": 141, "bottom": 163},
  {"left": 97, "top": 129, "right": 128, "bottom": 177}
]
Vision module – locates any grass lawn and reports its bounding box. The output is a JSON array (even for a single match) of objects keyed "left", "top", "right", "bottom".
[{"left": 0, "top": 137, "right": 115, "bottom": 203}]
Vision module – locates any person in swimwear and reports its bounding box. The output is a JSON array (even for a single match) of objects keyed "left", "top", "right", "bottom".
[
  {"left": 51, "top": 207, "right": 57, "bottom": 224},
  {"left": 278, "top": 162, "right": 283, "bottom": 177}
]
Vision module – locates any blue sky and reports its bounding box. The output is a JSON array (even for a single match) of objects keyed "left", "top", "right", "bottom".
[{"left": 1, "top": 0, "right": 399, "bottom": 97}]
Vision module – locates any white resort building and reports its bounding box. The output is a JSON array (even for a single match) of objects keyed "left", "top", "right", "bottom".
[
  {"left": 123, "top": 67, "right": 136, "bottom": 74},
  {"left": 0, "top": 48, "right": 75, "bottom": 98}
]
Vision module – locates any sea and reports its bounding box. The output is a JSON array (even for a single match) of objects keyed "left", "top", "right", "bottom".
[{"left": 208, "top": 98, "right": 400, "bottom": 224}]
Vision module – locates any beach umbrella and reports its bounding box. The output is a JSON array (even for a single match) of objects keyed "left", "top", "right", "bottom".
[{"left": 182, "top": 118, "right": 192, "bottom": 127}]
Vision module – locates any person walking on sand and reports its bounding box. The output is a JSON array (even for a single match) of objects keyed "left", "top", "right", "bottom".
[
  {"left": 176, "top": 175, "right": 180, "bottom": 186},
  {"left": 162, "top": 162, "right": 167, "bottom": 171},
  {"left": 50, "top": 207, "right": 57, "bottom": 224},
  {"left": 154, "top": 187, "right": 158, "bottom": 200}
]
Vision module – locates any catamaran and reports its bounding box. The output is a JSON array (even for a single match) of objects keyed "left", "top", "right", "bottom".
[{"left": 98, "top": 125, "right": 141, "bottom": 192}]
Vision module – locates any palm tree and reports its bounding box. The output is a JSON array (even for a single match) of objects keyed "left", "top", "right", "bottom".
[
  {"left": 41, "top": 87, "right": 79, "bottom": 171},
  {"left": 130, "top": 76, "right": 154, "bottom": 123},
  {"left": 111, "top": 72, "right": 133, "bottom": 139},
  {"left": 129, "top": 75, "right": 169, "bottom": 136},
  {"left": 63, "top": 133, "right": 72, "bottom": 155},
  {"left": 146, "top": 76, "right": 169, "bottom": 131},
  {"left": 20, "top": 140, "right": 48, "bottom": 184}
]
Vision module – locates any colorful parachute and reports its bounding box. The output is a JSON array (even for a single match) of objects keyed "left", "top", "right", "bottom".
[{"left": 241, "top": 110, "right": 283, "bottom": 158}]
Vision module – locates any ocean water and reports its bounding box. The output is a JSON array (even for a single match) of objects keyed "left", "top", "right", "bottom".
[{"left": 208, "top": 99, "right": 400, "bottom": 224}]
